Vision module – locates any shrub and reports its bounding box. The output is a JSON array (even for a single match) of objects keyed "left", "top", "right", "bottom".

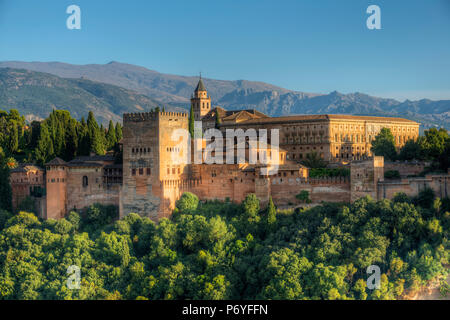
[
  {"left": 296, "top": 190, "right": 311, "bottom": 204},
  {"left": 385, "top": 170, "right": 401, "bottom": 179},
  {"left": 176, "top": 192, "right": 199, "bottom": 213}
]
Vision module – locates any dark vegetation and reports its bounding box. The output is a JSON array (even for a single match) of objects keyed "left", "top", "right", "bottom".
[{"left": 0, "top": 191, "right": 448, "bottom": 300}]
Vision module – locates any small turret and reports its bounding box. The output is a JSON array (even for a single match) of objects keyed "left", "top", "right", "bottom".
[{"left": 191, "top": 74, "right": 211, "bottom": 121}]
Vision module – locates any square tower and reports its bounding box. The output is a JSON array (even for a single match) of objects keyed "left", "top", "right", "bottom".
[
  {"left": 121, "top": 111, "right": 189, "bottom": 221},
  {"left": 191, "top": 77, "right": 211, "bottom": 121}
]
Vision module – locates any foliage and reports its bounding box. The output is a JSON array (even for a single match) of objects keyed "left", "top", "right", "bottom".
[
  {"left": 301, "top": 152, "right": 327, "bottom": 168},
  {"left": 296, "top": 190, "right": 311, "bottom": 204},
  {"left": 309, "top": 168, "right": 350, "bottom": 178},
  {"left": 0, "top": 192, "right": 447, "bottom": 300},
  {"left": 175, "top": 192, "right": 199, "bottom": 214},
  {"left": 384, "top": 170, "right": 401, "bottom": 180},
  {"left": 371, "top": 128, "right": 397, "bottom": 161}
]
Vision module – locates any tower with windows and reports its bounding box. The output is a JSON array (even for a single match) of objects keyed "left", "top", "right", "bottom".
[{"left": 191, "top": 76, "right": 211, "bottom": 121}]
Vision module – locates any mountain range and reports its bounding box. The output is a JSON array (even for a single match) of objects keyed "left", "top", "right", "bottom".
[{"left": 0, "top": 61, "right": 449, "bottom": 129}]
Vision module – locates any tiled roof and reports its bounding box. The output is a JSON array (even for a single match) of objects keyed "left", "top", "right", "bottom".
[
  {"left": 195, "top": 78, "right": 206, "bottom": 92},
  {"left": 10, "top": 164, "right": 44, "bottom": 173},
  {"left": 45, "top": 157, "right": 67, "bottom": 166},
  {"left": 203, "top": 107, "right": 269, "bottom": 122},
  {"left": 225, "top": 114, "right": 418, "bottom": 126}
]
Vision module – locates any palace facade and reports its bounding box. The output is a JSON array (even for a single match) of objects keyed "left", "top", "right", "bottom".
[{"left": 11, "top": 78, "right": 440, "bottom": 222}]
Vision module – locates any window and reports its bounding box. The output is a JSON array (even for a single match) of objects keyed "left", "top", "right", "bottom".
[
  {"left": 132, "top": 169, "right": 136, "bottom": 176},
  {"left": 147, "top": 168, "right": 151, "bottom": 175},
  {"left": 82, "top": 176, "right": 88, "bottom": 187},
  {"left": 139, "top": 168, "right": 143, "bottom": 175}
]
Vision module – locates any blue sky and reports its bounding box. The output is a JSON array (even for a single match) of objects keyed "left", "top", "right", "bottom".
[{"left": 0, "top": 0, "right": 449, "bottom": 101}]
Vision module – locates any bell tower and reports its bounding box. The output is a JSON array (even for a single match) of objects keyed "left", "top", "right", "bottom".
[{"left": 191, "top": 75, "right": 211, "bottom": 120}]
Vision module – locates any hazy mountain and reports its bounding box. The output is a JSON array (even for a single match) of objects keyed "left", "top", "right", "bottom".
[
  {"left": 0, "top": 68, "right": 164, "bottom": 124},
  {"left": 0, "top": 61, "right": 319, "bottom": 104},
  {"left": 0, "top": 61, "right": 449, "bottom": 129}
]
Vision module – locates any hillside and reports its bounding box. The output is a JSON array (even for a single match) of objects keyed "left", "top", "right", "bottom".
[
  {"left": 0, "top": 61, "right": 449, "bottom": 129},
  {"left": 0, "top": 68, "right": 164, "bottom": 124}
]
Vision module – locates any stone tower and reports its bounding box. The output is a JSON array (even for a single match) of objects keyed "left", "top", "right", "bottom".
[
  {"left": 191, "top": 76, "right": 211, "bottom": 121},
  {"left": 121, "top": 111, "right": 189, "bottom": 221},
  {"left": 45, "top": 157, "right": 68, "bottom": 219},
  {"left": 350, "top": 156, "right": 384, "bottom": 202}
]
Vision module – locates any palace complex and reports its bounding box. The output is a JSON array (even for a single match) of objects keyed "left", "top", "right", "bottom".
[{"left": 11, "top": 78, "right": 445, "bottom": 222}]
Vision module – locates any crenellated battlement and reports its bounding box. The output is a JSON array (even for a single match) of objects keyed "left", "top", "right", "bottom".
[
  {"left": 271, "top": 175, "right": 350, "bottom": 185},
  {"left": 159, "top": 111, "right": 188, "bottom": 118},
  {"left": 123, "top": 112, "right": 158, "bottom": 122},
  {"left": 123, "top": 111, "right": 188, "bottom": 122}
]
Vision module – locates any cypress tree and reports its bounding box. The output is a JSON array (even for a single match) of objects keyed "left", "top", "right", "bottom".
[
  {"left": 64, "top": 121, "right": 78, "bottom": 161},
  {"left": 34, "top": 123, "right": 54, "bottom": 165},
  {"left": 106, "top": 120, "right": 117, "bottom": 150},
  {"left": 267, "top": 196, "right": 277, "bottom": 226},
  {"left": 8, "top": 123, "right": 19, "bottom": 154},
  {"left": 189, "top": 105, "right": 195, "bottom": 138},
  {"left": 91, "top": 129, "right": 106, "bottom": 155},
  {"left": 215, "top": 110, "right": 221, "bottom": 128},
  {"left": 115, "top": 123, "right": 123, "bottom": 142}
]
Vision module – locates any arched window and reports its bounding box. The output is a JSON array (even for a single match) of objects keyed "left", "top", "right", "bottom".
[{"left": 82, "top": 176, "right": 88, "bottom": 187}]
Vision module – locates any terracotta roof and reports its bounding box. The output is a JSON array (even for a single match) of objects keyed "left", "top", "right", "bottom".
[
  {"left": 203, "top": 107, "right": 269, "bottom": 122},
  {"left": 45, "top": 157, "right": 67, "bottom": 166},
  {"left": 223, "top": 114, "right": 419, "bottom": 126},
  {"left": 10, "top": 164, "right": 44, "bottom": 173}
]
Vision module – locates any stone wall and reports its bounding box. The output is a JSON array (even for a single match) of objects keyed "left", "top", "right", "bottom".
[
  {"left": 270, "top": 176, "right": 351, "bottom": 205},
  {"left": 378, "top": 175, "right": 450, "bottom": 200},
  {"left": 66, "top": 166, "right": 120, "bottom": 212},
  {"left": 384, "top": 161, "right": 428, "bottom": 177},
  {"left": 350, "top": 156, "right": 384, "bottom": 202}
]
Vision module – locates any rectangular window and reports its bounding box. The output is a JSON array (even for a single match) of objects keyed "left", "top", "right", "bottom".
[
  {"left": 132, "top": 169, "right": 136, "bottom": 176},
  {"left": 147, "top": 168, "right": 151, "bottom": 175},
  {"left": 139, "top": 168, "right": 143, "bottom": 175}
]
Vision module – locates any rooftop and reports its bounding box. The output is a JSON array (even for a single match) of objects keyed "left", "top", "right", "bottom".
[{"left": 223, "top": 114, "right": 419, "bottom": 126}]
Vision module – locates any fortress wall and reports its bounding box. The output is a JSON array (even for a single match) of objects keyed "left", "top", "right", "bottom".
[
  {"left": 384, "top": 161, "right": 428, "bottom": 177},
  {"left": 270, "top": 176, "right": 351, "bottom": 205},
  {"left": 378, "top": 175, "right": 450, "bottom": 200},
  {"left": 66, "top": 167, "right": 120, "bottom": 211}
]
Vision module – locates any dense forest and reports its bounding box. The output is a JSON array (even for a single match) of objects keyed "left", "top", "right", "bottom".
[
  {"left": 0, "top": 191, "right": 448, "bottom": 300},
  {"left": 0, "top": 108, "right": 449, "bottom": 300}
]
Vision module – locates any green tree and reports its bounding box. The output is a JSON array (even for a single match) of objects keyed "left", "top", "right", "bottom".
[
  {"left": 243, "top": 194, "right": 260, "bottom": 221},
  {"left": 215, "top": 110, "right": 221, "bottom": 128},
  {"left": 266, "top": 197, "right": 277, "bottom": 227},
  {"left": 421, "top": 128, "right": 449, "bottom": 160},
  {"left": 301, "top": 152, "right": 327, "bottom": 168},
  {"left": 398, "top": 139, "right": 423, "bottom": 161},
  {"left": 176, "top": 192, "right": 199, "bottom": 214},
  {"left": 91, "top": 129, "right": 106, "bottom": 155},
  {"left": 296, "top": 190, "right": 311, "bottom": 204},
  {"left": 371, "top": 128, "right": 397, "bottom": 160},
  {"left": 115, "top": 123, "right": 123, "bottom": 142},
  {"left": 189, "top": 105, "right": 195, "bottom": 138},
  {"left": 34, "top": 123, "right": 54, "bottom": 165},
  {"left": 106, "top": 120, "right": 117, "bottom": 150}
]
